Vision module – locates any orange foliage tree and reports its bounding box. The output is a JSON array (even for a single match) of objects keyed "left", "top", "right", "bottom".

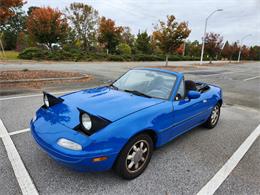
[
  {"left": 0, "top": 0, "right": 25, "bottom": 24},
  {"left": 152, "top": 15, "right": 191, "bottom": 66},
  {"left": 26, "top": 7, "right": 68, "bottom": 49},
  {"left": 204, "top": 32, "right": 223, "bottom": 62},
  {"left": 98, "top": 17, "right": 123, "bottom": 53}
]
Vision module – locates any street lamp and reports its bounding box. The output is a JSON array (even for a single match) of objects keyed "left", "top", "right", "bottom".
[
  {"left": 200, "top": 9, "right": 223, "bottom": 65},
  {"left": 237, "top": 34, "right": 252, "bottom": 62}
]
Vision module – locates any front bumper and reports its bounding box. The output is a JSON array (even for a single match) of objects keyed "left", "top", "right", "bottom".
[{"left": 30, "top": 119, "right": 118, "bottom": 172}]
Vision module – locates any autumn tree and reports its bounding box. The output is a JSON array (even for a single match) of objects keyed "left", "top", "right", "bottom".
[
  {"left": 204, "top": 32, "right": 223, "bottom": 62},
  {"left": 0, "top": 0, "right": 25, "bottom": 25},
  {"left": 249, "top": 46, "right": 260, "bottom": 60},
  {"left": 221, "top": 41, "right": 232, "bottom": 60},
  {"left": 27, "top": 6, "right": 39, "bottom": 15},
  {"left": 0, "top": 7, "right": 26, "bottom": 50},
  {"left": 186, "top": 40, "right": 201, "bottom": 57},
  {"left": 65, "top": 3, "right": 98, "bottom": 51},
  {"left": 153, "top": 15, "right": 191, "bottom": 66},
  {"left": 121, "top": 27, "right": 135, "bottom": 48},
  {"left": 135, "top": 31, "right": 152, "bottom": 54},
  {"left": 98, "top": 17, "right": 123, "bottom": 53},
  {"left": 26, "top": 7, "right": 68, "bottom": 49}
]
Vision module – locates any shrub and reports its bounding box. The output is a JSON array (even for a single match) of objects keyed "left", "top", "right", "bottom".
[
  {"left": 18, "top": 47, "right": 201, "bottom": 61},
  {"left": 117, "top": 43, "right": 132, "bottom": 55},
  {"left": 18, "top": 47, "right": 49, "bottom": 60},
  {"left": 107, "top": 55, "right": 125, "bottom": 61}
]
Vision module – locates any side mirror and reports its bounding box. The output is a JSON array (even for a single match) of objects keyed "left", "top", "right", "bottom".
[{"left": 187, "top": 90, "right": 200, "bottom": 99}]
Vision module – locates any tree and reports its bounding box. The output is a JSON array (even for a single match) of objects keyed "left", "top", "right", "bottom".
[
  {"left": 0, "top": 0, "right": 26, "bottom": 52},
  {"left": 152, "top": 15, "right": 191, "bottom": 66},
  {"left": 135, "top": 31, "right": 152, "bottom": 54},
  {"left": 0, "top": 0, "right": 25, "bottom": 25},
  {"left": 221, "top": 41, "right": 232, "bottom": 61},
  {"left": 121, "top": 27, "right": 135, "bottom": 48},
  {"left": 186, "top": 40, "right": 201, "bottom": 57},
  {"left": 204, "top": 32, "right": 223, "bottom": 62},
  {"left": 27, "top": 6, "right": 39, "bottom": 15},
  {"left": 65, "top": 3, "right": 98, "bottom": 51},
  {"left": 117, "top": 43, "right": 131, "bottom": 55},
  {"left": 26, "top": 7, "right": 68, "bottom": 49},
  {"left": 230, "top": 42, "right": 239, "bottom": 60},
  {"left": 249, "top": 46, "right": 260, "bottom": 60},
  {"left": 240, "top": 45, "right": 250, "bottom": 60},
  {"left": 98, "top": 17, "right": 123, "bottom": 54},
  {"left": 176, "top": 44, "right": 184, "bottom": 55}
]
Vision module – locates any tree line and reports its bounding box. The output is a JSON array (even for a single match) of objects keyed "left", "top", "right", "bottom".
[{"left": 1, "top": 0, "right": 259, "bottom": 62}]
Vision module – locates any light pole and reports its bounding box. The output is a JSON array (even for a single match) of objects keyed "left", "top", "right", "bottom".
[
  {"left": 237, "top": 34, "right": 252, "bottom": 63},
  {"left": 200, "top": 9, "right": 223, "bottom": 65}
]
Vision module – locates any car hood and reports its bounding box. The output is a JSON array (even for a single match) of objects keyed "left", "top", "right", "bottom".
[{"left": 43, "top": 86, "right": 164, "bottom": 128}]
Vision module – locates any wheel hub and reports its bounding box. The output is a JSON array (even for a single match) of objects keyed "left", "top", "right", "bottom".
[{"left": 133, "top": 150, "right": 143, "bottom": 163}]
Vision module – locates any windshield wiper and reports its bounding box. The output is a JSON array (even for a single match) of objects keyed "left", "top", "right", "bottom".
[
  {"left": 109, "top": 84, "right": 118, "bottom": 90},
  {"left": 124, "top": 89, "right": 152, "bottom": 98}
]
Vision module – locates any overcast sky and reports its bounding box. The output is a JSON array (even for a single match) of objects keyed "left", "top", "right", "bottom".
[{"left": 24, "top": 0, "right": 260, "bottom": 46}]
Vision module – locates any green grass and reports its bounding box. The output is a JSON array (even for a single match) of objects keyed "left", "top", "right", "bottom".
[{"left": 0, "top": 50, "right": 19, "bottom": 60}]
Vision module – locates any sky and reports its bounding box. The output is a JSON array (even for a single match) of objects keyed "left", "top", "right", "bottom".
[{"left": 23, "top": 0, "right": 260, "bottom": 46}]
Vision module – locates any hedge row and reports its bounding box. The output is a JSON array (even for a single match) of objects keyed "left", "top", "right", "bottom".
[{"left": 18, "top": 47, "right": 200, "bottom": 61}]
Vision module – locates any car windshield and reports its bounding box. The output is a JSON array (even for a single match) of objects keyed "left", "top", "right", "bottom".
[{"left": 112, "top": 69, "right": 177, "bottom": 99}]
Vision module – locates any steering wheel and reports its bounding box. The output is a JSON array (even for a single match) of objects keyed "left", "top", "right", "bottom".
[{"left": 147, "top": 87, "right": 169, "bottom": 98}]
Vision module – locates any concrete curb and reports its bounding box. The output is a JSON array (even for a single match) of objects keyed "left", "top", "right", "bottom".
[{"left": 0, "top": 75, "right": 89, "bottom": 83}]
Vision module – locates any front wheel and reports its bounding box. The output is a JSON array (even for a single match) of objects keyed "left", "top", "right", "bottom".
[
  {"left": 114, "top": 133, "right": 154, "bottom": 180},
  {"left": 203, "top": 103, "right": 221, "bottom": 129}
]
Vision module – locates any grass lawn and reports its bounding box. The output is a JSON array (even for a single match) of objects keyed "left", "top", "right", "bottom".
[{"left": 0, "top": 50, "right": 19, "bottom": 60}]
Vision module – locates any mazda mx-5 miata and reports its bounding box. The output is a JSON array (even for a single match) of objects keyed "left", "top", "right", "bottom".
[{"left": 31, "top": 68, "right": 222, "bottom": 179}]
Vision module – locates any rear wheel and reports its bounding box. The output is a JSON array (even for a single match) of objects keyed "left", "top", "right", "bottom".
[
  {"left": 114, "top": 133, "right": 153, "bottom": 180},
  {"left": 203, "top": 103, "right": 221, "bottom": 129}
]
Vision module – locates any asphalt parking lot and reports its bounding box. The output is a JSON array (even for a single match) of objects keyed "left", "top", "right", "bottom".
[{"left": 0, "top": 61, "right": 259, "bottom": 195}]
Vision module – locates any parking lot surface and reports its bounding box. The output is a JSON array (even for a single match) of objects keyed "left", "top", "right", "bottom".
[{"left": 0, "top": 61, "right": 259, "bottom": 195}]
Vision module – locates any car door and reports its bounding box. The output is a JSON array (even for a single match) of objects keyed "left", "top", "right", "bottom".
[{"left": 167, "top": 78, "right": 208, "bottom": 140}]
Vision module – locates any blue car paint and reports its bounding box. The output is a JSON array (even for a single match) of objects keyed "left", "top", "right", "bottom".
[{"left": 31, "top": 68, "right": 222, "bottom": 172}]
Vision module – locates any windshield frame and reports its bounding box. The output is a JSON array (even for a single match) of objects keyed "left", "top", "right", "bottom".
[{"left": 111, "top": 69, "right": 177, "bottom": 100}]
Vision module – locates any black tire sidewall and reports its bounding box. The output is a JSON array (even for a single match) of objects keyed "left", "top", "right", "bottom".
[
  {"left": 114, "top": 133, "right": 154, "bottom": 180},
  {"left": 205, "top": 104, "right": 221, "bottom": 129}
]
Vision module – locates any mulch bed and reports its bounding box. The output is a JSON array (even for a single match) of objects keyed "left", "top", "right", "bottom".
[
  {"left": 0, "top": 70, "right": 83, "bottom": 80},
  {"left": 146, "top": 65, "right": 196, "bottom": 71},
  {"left": 0, "top": 70, "right": 92, "bottom": 89}
]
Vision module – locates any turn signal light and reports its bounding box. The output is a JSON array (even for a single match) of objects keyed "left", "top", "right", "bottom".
[{"left": 92, "top": 156, "right": 108, "bottom": 162}]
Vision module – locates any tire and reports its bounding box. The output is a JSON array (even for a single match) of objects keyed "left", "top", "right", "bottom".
[
  {"left": 203, "top": 103, "right": 221, "bottom": 129},
  {"left": 114, "top": 133, "right": 154, "bottom": 180}
]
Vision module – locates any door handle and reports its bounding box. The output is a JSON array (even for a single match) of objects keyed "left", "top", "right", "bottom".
[{"left": 203, "top": 99, "right": 207, "bottom": 103}]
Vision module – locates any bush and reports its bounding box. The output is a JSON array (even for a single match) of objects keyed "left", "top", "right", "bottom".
[
  {"left": 18, "top": 47, "right": 201, "bottom": 62},
  {"left": 117, "top": 43, "right": 132, "bottom": 55},
  {"left": 18, "top": 47, "right": 49, "bottom": 60},
  {"left": 132, "top": 54, "right": 163, "bottom": 61}
]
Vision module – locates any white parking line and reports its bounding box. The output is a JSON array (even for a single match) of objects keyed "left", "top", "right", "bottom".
[
  {"left": 0, "top": 89, "right": 78, "bottom": 101},
  {"left": 0, "top": 119, "right": 38, "bottom": 195},
  {"left": 243, "top": 75, "right": 260, "bottom": 81},
  {"left": 197, "top": 124, "right": 260, "bottom": 195},
  {"left": 9, "top": 128, "right": 30, "bottom": 136}
]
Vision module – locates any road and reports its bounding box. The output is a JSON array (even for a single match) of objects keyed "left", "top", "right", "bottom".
[{"left": 0, "top": 61, "right": 259, "bottom": 195}]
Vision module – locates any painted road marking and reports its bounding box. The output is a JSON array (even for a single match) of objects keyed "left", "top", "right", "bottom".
[
  {"left": 197, "top": 124, "right": 260, "bottom": 195},
  {"left": 0, "top": 119, "right": 38, "bottom": 195},
  {"left": 243, "top": 75, "right": 260, "bottom": 81},
  {"left": 0, "top": 89, "right": 80, "bottom": 101},
  {"left": 9, "top": 128, "right": 30, "bottom": 136}
]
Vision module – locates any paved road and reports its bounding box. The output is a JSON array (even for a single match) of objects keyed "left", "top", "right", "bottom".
[{"left": 0, "top": 61, "right": 259, "bottom": 195}]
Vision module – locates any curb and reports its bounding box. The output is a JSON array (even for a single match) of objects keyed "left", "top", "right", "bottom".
[{"left": 0, "top": 75, "right": 89, "bottom": 83}]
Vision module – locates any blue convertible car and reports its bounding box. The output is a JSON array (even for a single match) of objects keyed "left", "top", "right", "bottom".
[{"left": 31, "top": 68, "right": 222, "bottom": 179}]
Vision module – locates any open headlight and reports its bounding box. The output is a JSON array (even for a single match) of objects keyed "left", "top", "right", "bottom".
[
  {"left": 43, "top": 93, "right": 49, "bottom": 107},
  {"left": 43, "top": 91, "right": 63, "bottom": 108},
  {"left": 81, "top": 113, "right": 92, "bottom": 131},
  {"left": 77, "top": 108, "right": 111, "bottom": 135},
  {"left": 57, "top": 138, "right": 82, "bottom": 151}
]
